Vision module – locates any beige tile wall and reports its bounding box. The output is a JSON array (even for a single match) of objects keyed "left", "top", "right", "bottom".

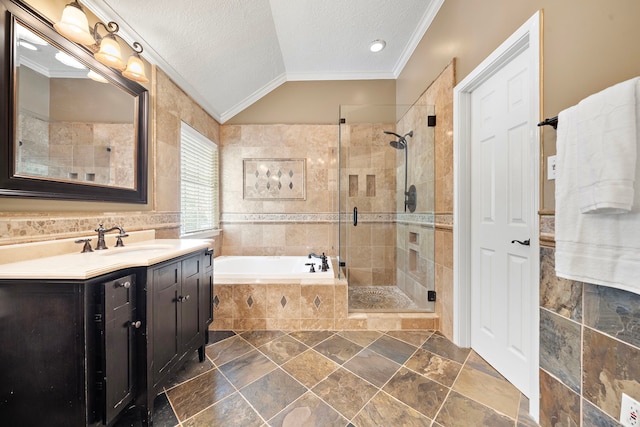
[{"left": 219, "top": 124, "right": 339, "bottom": 257}]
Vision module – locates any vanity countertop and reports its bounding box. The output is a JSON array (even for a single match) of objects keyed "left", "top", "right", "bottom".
[{"left": 0, "top": 239, "right": 212, "bottom": 280}]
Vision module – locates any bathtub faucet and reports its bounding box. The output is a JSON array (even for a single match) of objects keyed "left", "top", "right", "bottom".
[{"left": 309, "top": 252, "right": 329, "bottom": 272}]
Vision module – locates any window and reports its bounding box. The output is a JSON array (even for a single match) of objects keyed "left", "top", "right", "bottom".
[{"left": 180, "top": 122, "right": 219, "bottom": 236}]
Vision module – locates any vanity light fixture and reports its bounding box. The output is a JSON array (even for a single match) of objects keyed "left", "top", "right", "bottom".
[
  {"left": 53, "top": 0, "right": 95, "bottom": 45},
  {"left": 54, "top": 0, "right": 149, "bottom": 83},
  {"left": 369, "top": 39, "right": 386, "bottom": 53}
]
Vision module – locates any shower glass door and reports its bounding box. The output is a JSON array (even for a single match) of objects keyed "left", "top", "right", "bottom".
[{"left": 338, "top": 104, "right": 435, "bottom": 312}]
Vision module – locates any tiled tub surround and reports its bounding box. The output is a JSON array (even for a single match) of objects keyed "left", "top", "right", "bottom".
[
  {"left": 539, "top": 244, "right": 640, "bottom": 426},
  {"left": 211, "top": 273, "right": 439, "bottom": 331}
]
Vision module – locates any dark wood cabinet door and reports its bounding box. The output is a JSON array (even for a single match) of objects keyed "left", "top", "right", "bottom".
[
  {"left": 180, "top": 273, "right": 201, "bottom": 352},
  {"left": 202, "top": 250, "right": 214, "bottom": 326},
  {"left": 0, "top": 283, "right": 85, "bottom": 427},
  {"left": 103, "top": 275, "right": 137, "bottom": 424},
  {"left": 152, "top": 263, "right": 180, "bottom": 386}
]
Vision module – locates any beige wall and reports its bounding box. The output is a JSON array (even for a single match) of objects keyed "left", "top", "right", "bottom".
[
  {"left": 398, "top": 0, "right": 640, "bottom": 211},
  {"left": 228, "top": 80, "right": 396, "bottom": 125}
]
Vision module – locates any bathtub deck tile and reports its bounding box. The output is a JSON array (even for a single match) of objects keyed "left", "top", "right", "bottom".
[
  {"left": 301, "top": 284, "right": 335, "bottom": 319},
  {"left": 267, "top": 318, "right": 301, "bottom": 330},
  {"left": 234, "top": 318, "right": 267, "bottom": 330},
  {"left": 300, "top": 318, "right": 335, "bottom": 330},
  {"left": 266, "top": 284, "right": 301, "bottom": 319},
  {"left": 233, "top": 284, "right": 267, "bottom": 319}
]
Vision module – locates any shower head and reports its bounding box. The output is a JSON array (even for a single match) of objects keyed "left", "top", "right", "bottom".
[
  {"left": 384, "top": 130, "right": 413, "bottom": 150},
  {"left": 390, "top": 140, "right": 406, "bottom": 150}
]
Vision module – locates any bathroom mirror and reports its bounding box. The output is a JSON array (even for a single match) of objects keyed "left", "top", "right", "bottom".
[{"left": 0, "top": 0, "right": 148, "bottom": 203}]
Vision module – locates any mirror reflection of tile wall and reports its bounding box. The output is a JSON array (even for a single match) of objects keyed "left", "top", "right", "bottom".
[{"left": 17, "top": 113, "right": 134, "bottom": 188}]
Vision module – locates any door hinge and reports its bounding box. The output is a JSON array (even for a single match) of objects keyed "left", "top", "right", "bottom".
[{"left": 428, "top": 291, "right": 437, "bottom": 302}]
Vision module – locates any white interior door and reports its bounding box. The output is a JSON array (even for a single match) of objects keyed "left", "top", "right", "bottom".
[{"left": 470, "top": 47, "right": 535, "bottom": 395}]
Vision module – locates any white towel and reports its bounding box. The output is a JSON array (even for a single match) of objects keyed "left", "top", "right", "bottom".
[
  {"left": 577, "top": 77, "right": 639, "bottom": 214},
  {"left": 555, "top": 92, "right": 640, "bottom": 295}
]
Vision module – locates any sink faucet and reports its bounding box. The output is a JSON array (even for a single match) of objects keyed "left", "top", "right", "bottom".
[{"left": 94, "top": 224, "right": 128, "bottom": 250}]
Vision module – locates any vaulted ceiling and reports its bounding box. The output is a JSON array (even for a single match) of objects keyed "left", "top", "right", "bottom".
[{"left": 84, "top": 0, "right": 444, "bottom": 123}]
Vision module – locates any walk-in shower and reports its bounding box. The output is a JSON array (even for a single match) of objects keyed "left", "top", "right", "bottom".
[
  {"left": 338, "top": 104, "right": 435, "bottom": 313},
  {"left": 385, "top": 130, "right": 416, "bottom": 213}
]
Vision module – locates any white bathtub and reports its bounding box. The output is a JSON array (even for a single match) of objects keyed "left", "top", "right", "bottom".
[{"left": 214, "top": 256, "right": 335, "bottom": 281}]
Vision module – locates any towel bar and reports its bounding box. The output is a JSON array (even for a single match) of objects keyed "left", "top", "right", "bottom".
[{"left": 537, "top": 116, "right": 558, "bottom": 129}]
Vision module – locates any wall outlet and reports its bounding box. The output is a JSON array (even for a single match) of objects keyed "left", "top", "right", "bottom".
[{"left": 620, "top": 393, "right": 640, "bottom": 427}]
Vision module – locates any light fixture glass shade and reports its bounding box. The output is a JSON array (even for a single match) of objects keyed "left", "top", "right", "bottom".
[
  {"left": 54, "top": 3, "right": 95, "bottom": 46},
  {"left": 94, "top": 36, "right": 125, "bottom": 70},
  {"left": 122, "top": 54, "right": 149, "bottom": 83}
]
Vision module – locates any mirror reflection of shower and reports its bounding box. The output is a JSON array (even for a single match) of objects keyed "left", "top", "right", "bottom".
[{"left": 385, "top": 130, "right": 417, "bottom": 212}]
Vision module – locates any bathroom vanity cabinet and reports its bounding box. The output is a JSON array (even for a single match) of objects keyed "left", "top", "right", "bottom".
[
  {"left": 0, "top": 247, "right": 213, "bottom": 427},
  {"left": 140, "top": 249, "right": 214, "bottom": 422}
]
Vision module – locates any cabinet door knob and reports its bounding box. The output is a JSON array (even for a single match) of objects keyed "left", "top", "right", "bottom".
[
  {"left": 118, "top": 281, "right": 131, "bottom": 289},
  {"left": 129, "top": 320, "right": 142, "bottom": 329},
  {"left": 178, "top": 295, "right": 190, "bottom": 303}
]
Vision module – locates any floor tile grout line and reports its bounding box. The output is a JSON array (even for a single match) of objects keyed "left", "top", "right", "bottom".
[
  {"left": 173, "top": 330, "right": 527, "bottom": 426},
  {"left": 443, "top": 349, "right": 520, "bottom": 423},
  {"left": 175, "top": 344, "right": 263, "bottom": 426},
  {"left": 427, "top": 344, "right": 473, "bottom": 426},
  {"left": 383, "top": 329, "right": 436, "bottom": 347}
]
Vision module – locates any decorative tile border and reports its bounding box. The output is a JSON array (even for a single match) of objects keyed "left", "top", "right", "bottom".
[
  {"left": 221, "top": 212, "right": 437, "bottom": 226},
  {"left": 221, "top": 213, "right": 338, "bottom": 224},
  {"left": 0, "top": 212, "right": 180, "bottom": 246}
]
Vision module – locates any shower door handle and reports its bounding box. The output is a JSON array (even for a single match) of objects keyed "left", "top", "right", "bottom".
[{"left": 353, "top": 207, "right": 358, "bottom": 226}]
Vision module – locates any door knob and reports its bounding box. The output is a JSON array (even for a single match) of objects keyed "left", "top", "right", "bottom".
[
  {"left": 129, "top": 320, "right": 142, "bottom": 329},
  {"left": 511, "top": 239, "right": 530, "bottom": 246}
]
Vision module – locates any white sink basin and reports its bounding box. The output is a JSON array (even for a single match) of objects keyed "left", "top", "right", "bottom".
[{"left": 96, "top": 244, "right": 175, "bottom": 256}]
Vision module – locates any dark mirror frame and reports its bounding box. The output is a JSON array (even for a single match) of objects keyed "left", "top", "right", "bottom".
[{"left": 0, "top": 0, "right": 148, "bottom": 203}]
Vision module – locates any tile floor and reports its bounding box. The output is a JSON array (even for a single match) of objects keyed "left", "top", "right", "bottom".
[{"left": 115, "top": 330, "right": 539, "bottom": 426}]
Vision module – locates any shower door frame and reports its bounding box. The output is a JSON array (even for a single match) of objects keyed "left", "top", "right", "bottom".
[{"left": 338, "top": 104, "right": 436, "bottom": 312}]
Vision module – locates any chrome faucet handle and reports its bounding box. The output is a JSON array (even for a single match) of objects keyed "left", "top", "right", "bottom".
[{"left": 75, "top": 238, "right": 93, "bottom": 253}]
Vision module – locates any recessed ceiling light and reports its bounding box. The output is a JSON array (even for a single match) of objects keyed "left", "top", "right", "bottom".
[
  {"left": 18, "top": 40, "right": 37, "bottom": 51},
  {"left": 369, "top": 40, "right": 386, "bottom": 53},
  {"left": 87, "top": 70, "right": 108, "bottom": 83},
  {"left": 55, "top": 51, "right": 86, "bottom": 69}
]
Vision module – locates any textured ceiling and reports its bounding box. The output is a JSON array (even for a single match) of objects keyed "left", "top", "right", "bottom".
[{"left": 83, "top": 0, "right": 444, "bottom": 123}]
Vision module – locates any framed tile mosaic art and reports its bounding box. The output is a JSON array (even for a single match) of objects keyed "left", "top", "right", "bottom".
[{"left": 243, "top": 158, "right": 306, "bottom": 200}]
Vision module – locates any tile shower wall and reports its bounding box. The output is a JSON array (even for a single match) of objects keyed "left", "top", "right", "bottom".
[
  {"left": 219, "top": 124, "right": 338, "bottom": 257},
  {"left": 539, "top": 234, "right": 640, "bottom": 426},
  {"left": 18, "top": 114, "right": 134, "bottom": 187},
  {"left": 339, "top": 122, "right": 397, "bottom": 286},
  {"left": 393, "top": 102, "right": 436, "bottom": 310}
]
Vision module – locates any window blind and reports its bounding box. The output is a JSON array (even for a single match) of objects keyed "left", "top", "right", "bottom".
[{"left": 180, "top": 122, "right": 219, "bottom": 235}]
